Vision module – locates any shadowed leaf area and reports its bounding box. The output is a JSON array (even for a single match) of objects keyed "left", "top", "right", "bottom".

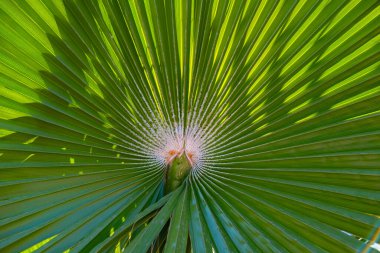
[{"left": 0, "top": 0, "right": 380, "bottom": 252}]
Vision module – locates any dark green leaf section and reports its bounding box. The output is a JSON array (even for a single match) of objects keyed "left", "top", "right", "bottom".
[
  {"left": 91, "top": 187, "right": 183, "bottom": 253},
  {"left": 0, "top": 0, "right": 379, "bottom": 252},
  {"left": 164, "top": 185, "right": 190, "bottom": 253},
  {"left": 123, "top": 185, "right": 184, "bottom": 253}
]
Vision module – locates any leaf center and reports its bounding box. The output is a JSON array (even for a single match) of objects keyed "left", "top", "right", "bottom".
[{"left": 165, "top": 152, "right": 192, "bottom": 193}]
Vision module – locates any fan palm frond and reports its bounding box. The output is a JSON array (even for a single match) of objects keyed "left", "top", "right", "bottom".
[{"left": 1, "top": 0, "right": 379, "bottom": 252}]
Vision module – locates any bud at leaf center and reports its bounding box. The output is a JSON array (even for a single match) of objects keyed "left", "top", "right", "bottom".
[{"left": 165, "top": 151, "right": 192, "bottom": 194}]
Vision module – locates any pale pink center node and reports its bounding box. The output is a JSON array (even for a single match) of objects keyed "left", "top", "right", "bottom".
[{"left": 155, "top": 126, "right": 203, "bottom": 169}]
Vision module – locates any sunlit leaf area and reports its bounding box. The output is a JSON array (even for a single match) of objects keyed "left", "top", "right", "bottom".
[{"left": 0, "top": 0, "right": 380, "bottom": 252}]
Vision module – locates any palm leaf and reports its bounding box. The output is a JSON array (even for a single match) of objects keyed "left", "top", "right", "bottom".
[{"left": 1, "top": 0, "right": 379, "bottom": 252}]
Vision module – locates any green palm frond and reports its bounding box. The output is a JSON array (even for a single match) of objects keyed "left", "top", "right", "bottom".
[{"left": 1, "top": 0, "right": 379, "bottom": 252}]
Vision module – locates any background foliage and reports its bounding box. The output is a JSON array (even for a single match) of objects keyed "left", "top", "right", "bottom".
[{"left": 0, "top": 0, "right": 380, "bottom": 252}]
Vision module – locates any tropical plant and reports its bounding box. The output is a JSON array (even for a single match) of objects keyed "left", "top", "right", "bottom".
[{"left": 0, "top": 0, "right": 380, "bottom": 252}]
